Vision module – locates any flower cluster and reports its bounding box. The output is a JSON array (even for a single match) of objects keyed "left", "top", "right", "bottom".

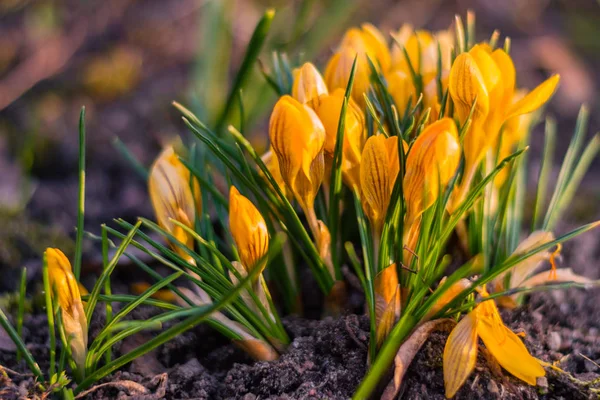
[{"left": 21, "top": 9, "right": 598, "bottom": 400}]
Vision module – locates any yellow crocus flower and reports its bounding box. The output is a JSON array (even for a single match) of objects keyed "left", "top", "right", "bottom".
[
  {"left": 443, "top": 288, "right": 545, "bottom": 398},
  {"left": 313, "top": 88, "right": 366, "bottom": 189},
  {"left": 404, "top": 118, "right": 461, "bottom": 226},
  {"left": 148, "top": 146, "right": 202, "bottom": 259},
  {"left": 269, "top": 95, "right": 326, "bottom": 213},
  {"left": 229, "top": 186, "right": 269, "bottom": 275},
  {"left": 449, "top": 44, "right": 560, "bottom": 208},
  {"left": 350, "top": 23, "right": 392, "bottom": 72},
  {"left": 324, "top": 46, "right": 372, "bottom": 107},
  {"left": 292, "top": 62, "right": 328, "bottom": 109},
  {"left": 325, "top": 24, "right": 391, "bottom": 106},
  {"left": 360, "top": 134, "right": 406, "bottom": 235},
  {"left": 46, "top": 248, "right": 87, "bottom": 371}
]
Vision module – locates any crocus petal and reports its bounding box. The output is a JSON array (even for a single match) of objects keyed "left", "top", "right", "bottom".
[
  {"left": 477, "top": 318, "right": 545, "bottom": 385},
  {"left": 375, "top": 286, "right": 400, "bottom": 348},
  {"left": 292, "top": 62, "right": 329, "bottom": 108},
  {"left": 508, "top": 231, "right": 555, "bottom": 288},
  {"left": 491, "top": 49, "right": 516, "bottom": 108},
  {"left": 424, "top": 278, "right": 471, "bottom": 321},
  {"left": 229, "top": 186, "right": 269, "bottom": 274},
  {"left": 372, "top": 263, "right": 400, "bottom": 346},
  {"left": 443, "top": 312, "right": 478, "bottom": 399},
  {"left": 148, "top": 146, "right": 198, "bottom": 254},
  {"left": 324, "top": 46, "right": 372, "bottom": 106},
  {"left": 269, "top": 95, "right": 325, "bottom": 210},
  {"left": 403, "top": 118, "right": 460, "bottom": 223},
  {"left": 374, "top": 264, "right": 400, "bottom": 321},
  {"left": 260, "top": 149, "right": 289, "bottom": 199},
  {"left": 505, "top": 75, "right": 560, "bottom": 121},
  {"left": 468, "top": 44, "right": 501, "bottom": 99},
  {"left": 387, "top": 70, "right": 416, "bottom": 116},
  {"left": 360, "top": 135, "right": 399, "bottom": 232},
  {"left": 360, "top": 23, "right": 391, "bottom": 72},
  {"left": 449, "top": 53, "right": 490, "bottom": 124}
]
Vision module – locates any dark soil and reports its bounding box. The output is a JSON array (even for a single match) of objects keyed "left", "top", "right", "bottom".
[{"left": 1, "top": 284, "right": 599, "bottom": 399}]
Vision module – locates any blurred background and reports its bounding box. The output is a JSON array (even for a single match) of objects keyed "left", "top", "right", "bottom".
[{"left": 0, "top": 0, "right": 598, "bottom": 290}]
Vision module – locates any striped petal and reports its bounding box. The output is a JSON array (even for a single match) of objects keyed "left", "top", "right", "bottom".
[{"left": 443, "top": 312, "right": 478, "bottom": 398}]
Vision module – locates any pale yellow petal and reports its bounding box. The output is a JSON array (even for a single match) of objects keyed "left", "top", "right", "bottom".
[
  {"left": 477, "top": 318, "right": 545, "bottom": 385},
  {"left": 148, "top": 146, "right": 196, "bottom": 237},
  {"left": 443, "top": 312, "right": 478, "bottom": 398},
  {"left": 506, "top": 75, "right": 560, "bottom": 121},
  {"left": 508, "top": 231, "right": 555, "bottom": 288},
  {"left": 292, "top": 62, "right": 328, "bottom": 109}
]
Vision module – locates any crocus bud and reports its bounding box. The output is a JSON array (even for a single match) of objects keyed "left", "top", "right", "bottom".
[
  {"left": 352, "top": 23, "right": 391, "bottom": 72},
  {"left": 325, "top": 24, "right": 390, "bottom": 106},
  {"left": 148, "top": 146, "right": 202, "bottom": 259},
  {"left": 46, "top": 248, "right": 87, "bottom": 371},
  {"left": 292, "top": 62, "right": 328, "bottom": 109},
  {"left": 324, "top": 46, "right": 372, "bottom": 107},
  {"left": 403, "top": 118, "right": 461, "bottom": 225},
  {"left": 360, "top": 134, "right": 405, "bottom": 234},
  {"left": 229, "top": 186, "right": 270, "bottom": 275},
  {"left": 387, "top": 69, "right": 416, "bottom": 116},
  {"left": 313, "top": 88, "right": 366, "bottom": 189},
  {"left": 269, "top": 95, "right": 326, "bottom": 212}
]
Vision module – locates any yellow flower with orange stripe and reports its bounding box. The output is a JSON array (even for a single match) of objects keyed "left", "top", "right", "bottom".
[
  {"left": 324, "top": 24, "right": 390, "bottom": 106},
  {"left": 229, "top": 186, "right": 270, "bottom": 276},
  {"left": 269, "top": 95, "right": 326, "bottom": 213},
  {"left": 313, "top": 88, "right": 366, "bottom": 189},
  {"left": 448, "top": 44, "right": 560, "bottom": 208},
  {"left": 403, "top": 118, "right": 461, "bottom": 227},
  {"left": 46, "top": 248, "right": 88, "bottom": 371},
  {"left": 148, "top": 146, "right": 202, "bottom": 260},
  {"left": 292, "top": 62, "right": 329, "bottom": 109},
  {"left": 360, "top": 134, "right": 406, "bottom": 235}
]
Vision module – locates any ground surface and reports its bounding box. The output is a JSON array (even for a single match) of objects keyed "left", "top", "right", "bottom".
[{"left": 1, "top": 285, "right": 599, "bottom": 399}]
